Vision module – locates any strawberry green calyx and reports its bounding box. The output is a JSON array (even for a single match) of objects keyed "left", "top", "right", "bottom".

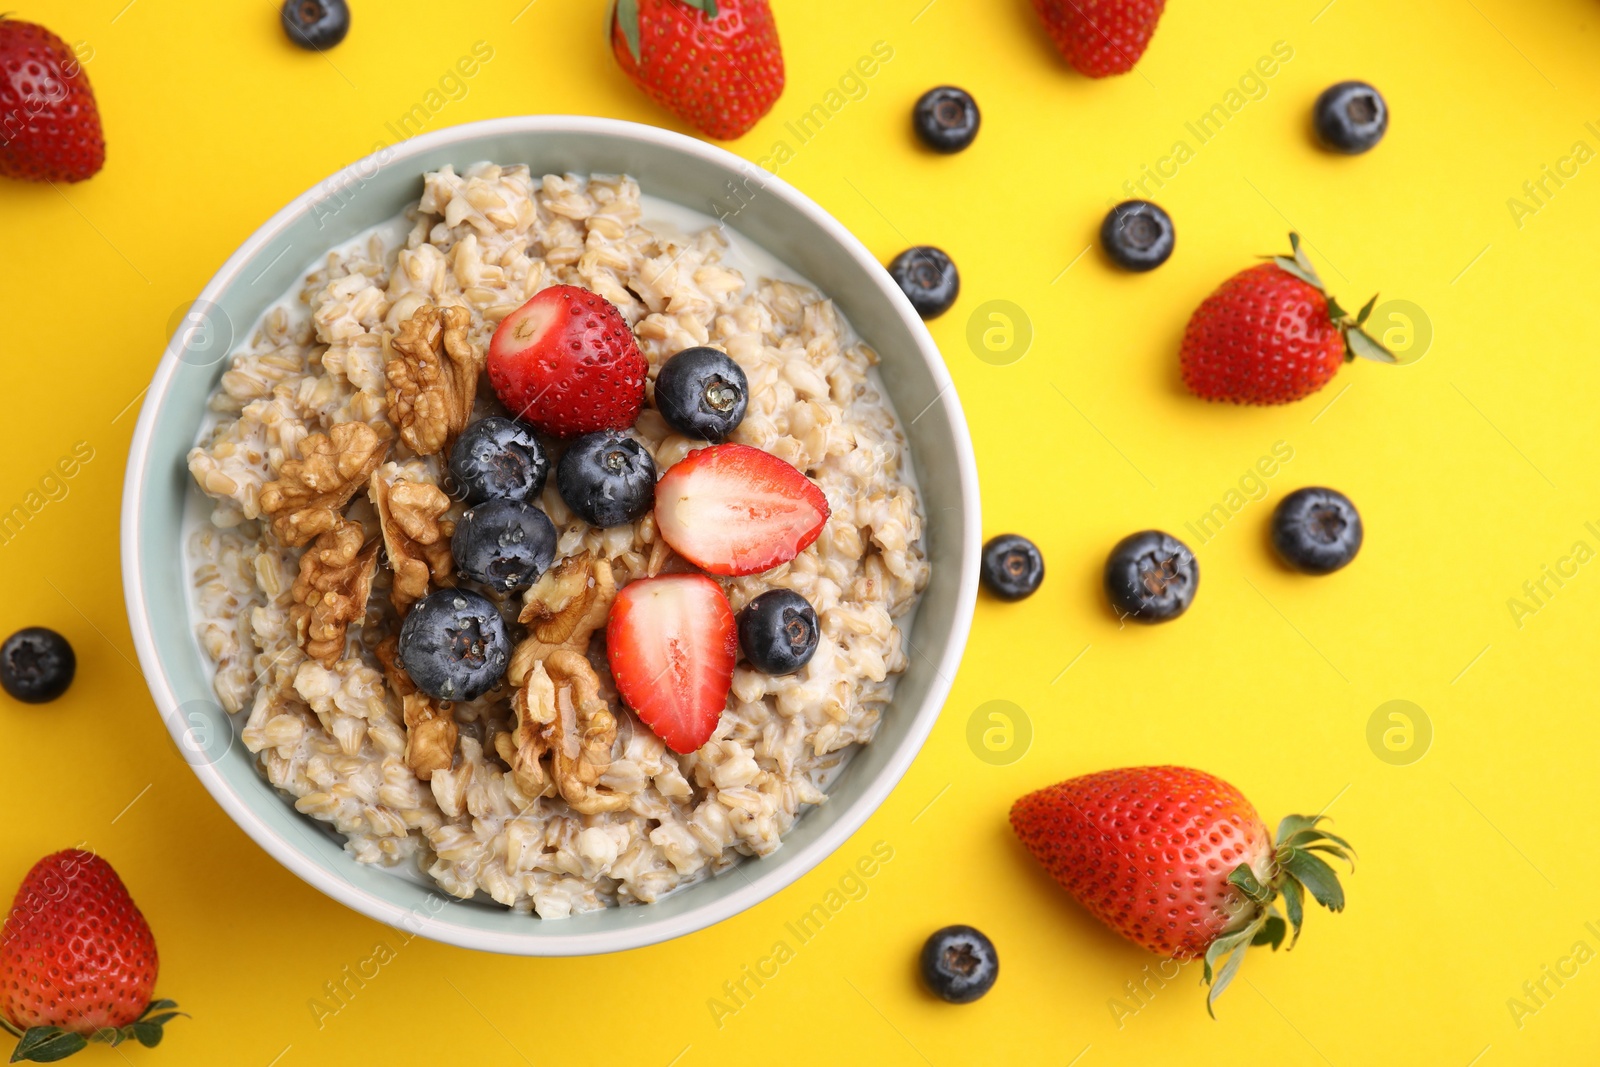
[
  {"left": 612, "top": 0, "right": 721, "bottom": 62},
  {"left": 1202, "top": 815, "right": 1355, "bottom": 1018},
  {"left": 2, "top": 1000, "right": 187, "bottom": 1063},
  {"left": 1265, "top": 233, "right": 1397, "bottom": 365}
]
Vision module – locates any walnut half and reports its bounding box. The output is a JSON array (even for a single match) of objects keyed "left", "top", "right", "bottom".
[
  {"left": 498, "top": 650, "right": 627, "bottom": 815},
  {"left": 508, "top": 553, "right": 616, "bottom": 687},
  {"left": 375, "top": 635, "right": 457, "bottom": 781},
  {"left": 370, "top": 467, "right": 454, "bottom": 615},
  {"left": 290, "top": 521, "right": 380, "bottom": 668},
  {"left": 260, "top": 421, "right": 390, "bottom": 546},
  {"left": 385, "top": 304, "right": 484, "bottom": 456}
]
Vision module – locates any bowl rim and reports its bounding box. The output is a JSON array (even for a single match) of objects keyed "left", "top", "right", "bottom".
[{"left": 120, "top": 114, "right": 980, "bottom": 956}]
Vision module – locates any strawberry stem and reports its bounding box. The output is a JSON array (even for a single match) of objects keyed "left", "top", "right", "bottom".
[
  {"left": 1203, "top": 814, "right": 1354, "bottom": 1016},
  {"left": 4, "top": 1001, "right": 187, "bottom": 1062},
  {"left": 1264, "top": 233, "right": 1398, "bottom": 365},
  {"left": 612, "top": 0, "right": 722, "bottom": 63}
]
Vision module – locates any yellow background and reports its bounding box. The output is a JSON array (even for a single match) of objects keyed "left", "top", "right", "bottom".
[{"left": 2, "top": 0, "right": 1597, "bottom": 1062}]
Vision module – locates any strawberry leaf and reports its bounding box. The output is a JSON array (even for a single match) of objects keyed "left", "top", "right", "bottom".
[
  {"left": 137, "top": 1001, "right": 178, "bottom": 1019},
  {"left": 1272, "top": 256, "right": 1322, "bottom": 289},
  {"left": 1203, "top": 919, "right": 1264, "bottom": 1018},
  {"left": 1284, "top": 824, "right": 1354, "bottom": 853},
  {"left": 1284, "top": 849, "right": 1345, "bottom": 911},
  {"left": 1281, "top": 875, "right": 1305, "bottom": 947},
  {"left": 1345, "top": 326, "right": 1398, "bottom": 364},
  {"left": 1276, "top": 814, "right": 1321, "bottom": 844},
  {"left": 1288, "top": 233, "right": 1322, "bottom": 283},
  {"left": 614, "top": 0, "right": 642, "bottom": 63},
  {"left": 681, "top": 0, "right": 720, "bottom": 14},
  {"left": 1252, "top": 914, "right": 1287, "bottom": 950},
  {"left": 1227, "top": 863, "right": 1270, "bottom": 903},
  {"left": 1356, "top": 293, "right": 1378, "bottom": 326},
  {"left": 86, "top": 1029, "right": 119, "bottom": 1047},
  {"left": 127, "top": 1023, "right": 164, "bottom": 1050},
  {"left": 1304, "top": 842, "right": 1355, "bottom": 866},
  {"left": 10, "top": 1027, "right": 88, "bottom": 1064}
]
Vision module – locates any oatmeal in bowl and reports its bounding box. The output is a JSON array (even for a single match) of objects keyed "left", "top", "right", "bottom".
[{"left": 183, "top": 161, "right": 930, "bottom": 920}]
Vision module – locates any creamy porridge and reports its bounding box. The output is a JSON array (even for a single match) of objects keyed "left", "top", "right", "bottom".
[{"left": 184, "top": 163, "right": 929, "bottom": 918}]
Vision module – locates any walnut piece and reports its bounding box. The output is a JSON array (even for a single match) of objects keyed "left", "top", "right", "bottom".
[
  {"left": 290, "top": 521, "right": 380, "bottom": 668},
  {"left": 370, "top": 469, "right": 454, "bottom": 614},
  {"left": 375, "top": 635, "right": 457, "bottom": 781},
  {"left": 508, "top": 553, "right": 617, "bottom": 687},
  {"left": 260, "top": 422, "right": 389, "bottom": 546},
  {"left": 498, "top": 650, "right": 627, "bottom": 814},
  {"left": 385, "top": 304, "right": 484, "bottom": 456}
]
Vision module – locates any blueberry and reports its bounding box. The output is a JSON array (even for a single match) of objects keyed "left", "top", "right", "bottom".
[
  {"left": 1272, "top": 487, "right": 1363, "bottom": 575},
  {"left": 1104, "top": 530, "right": 1198, "bottom": 623},
  {"left": 913, "top": 86, "right": 980, "bottom": 154},
  {"left": 0, "top": 628, "right": 75, "bottom": 704},
  {"left": 397, "top": 589, "right": 509, "bottom": 702},
  {"left": 888, "top": 246, "right": 960, "bottom": 320},
  {"left": 557, "top": 432, "right": 657, "bottom": 528},
  {"left": 1100, "top": 200, "right": 1175, "bottom": 272},
  {"left": 451, "top": 499, "right": 558, "bottom": 593},
  {"left": 1313, "top": 81, "right": 1388, "bottom": 154},
  {"left": 980, "top": 534, "right": 1044, "bottom": 601},
  {"left": 280, "top": 0, "right": 350, "bottom": 51},
  {"left": 920, "top": 925, "right": 998, "bottom": 1004},
  {"left": 448, "top": 417, "right": 549, "bottom": 505},
  {"left": 737, "top": 590, "right": 820, "bottom": 675},
  {"left": 655, "top": 348, "right": 749, "bottom": 443}
]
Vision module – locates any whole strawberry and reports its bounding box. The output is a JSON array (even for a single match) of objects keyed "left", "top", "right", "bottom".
[
  {"left": 0, "top": 18, "right": 105, "bottom": 182},
  {"left": 610, "top": 0, "right": 784, "bottom": 140},
  {"left": 1180, "top": 233, "right": 1395, "bottom": 405},
  {"left": 486, "top": 285, "right": 649, "bottom": 438},
  {"left": 1031, "top": 0, "right": 1166, "bottom": 78},
  {"left": 0, "top": 850, "right": 183, "bottom": 1061},
  {"left": 1011, "top": 766, "right": 1353, "bottom": 1014}
]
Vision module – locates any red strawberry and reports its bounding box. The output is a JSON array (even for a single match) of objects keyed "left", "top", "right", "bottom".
[
  {"left": 607, "top": 573, "right": 736, "bottom": 753},
  {"left": 486, "top": 285, "right": 649, "bottom": 438},
  {"left": 0, "top": 850, "right": 183, "bottom": 1061},
  {"left": 1180, "top": 233, "right": 1396, "bottom": 405},
  {"left": 654, "top": 444, "right": 830, "bottom": 577},
  {"left": 1010, "top": 766, "right": 1353, "bottom": 1014},
  {"left": 1030, "top": 0, "right": 1166, "bottom": 78},
  {"left": 0, "top": 18, "right": 105, "bottom": 182},
  {"left": 609, "top": 0, "right": 784, "bottom": 141}
]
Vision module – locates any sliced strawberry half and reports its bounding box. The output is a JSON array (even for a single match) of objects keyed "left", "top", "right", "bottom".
[
  {"left": 654, "top": 444, "right": 830, "bottom": 576},
  {"left": 606, "top": 573, "right": 736, "bottom": 754}
]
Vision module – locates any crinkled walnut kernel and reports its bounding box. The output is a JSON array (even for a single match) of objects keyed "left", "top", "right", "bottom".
[
  {"left": 508, "top": 554, "right": 617, "bottom": 687},
  {"left": 498, "top": 650, "right": 627, "bottom": 814},
  {"left": 370, "top": 470, "right": 454, "bottom": 614},
  {"left": 385, "top": 304, "right": 484, "bottom": 456},
  {"left": 260, "top": 422, "right": 390, "bottom": 546},
  {"left": 375, "top": 635, "right": 457, "bottom": 781},
  {"left": 290, "top": 521, "right": 380, "bottom": 668}
]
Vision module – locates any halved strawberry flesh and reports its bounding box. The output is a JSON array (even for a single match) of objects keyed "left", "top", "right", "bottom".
[
  {"left": 654, "top": 444, "right": 830, "bottom": 577},
  {"left": 606, "top": 573, "right": 736, "bottom": 754}
]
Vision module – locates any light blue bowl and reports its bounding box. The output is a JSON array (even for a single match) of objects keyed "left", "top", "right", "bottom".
[{"left": 121, "top": 116, "right": 979, "bottom": 955}]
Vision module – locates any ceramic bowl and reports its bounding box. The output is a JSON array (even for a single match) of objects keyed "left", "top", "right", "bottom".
[{"left": 121, "top": 115, "right": 979, "bottom": 955}]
